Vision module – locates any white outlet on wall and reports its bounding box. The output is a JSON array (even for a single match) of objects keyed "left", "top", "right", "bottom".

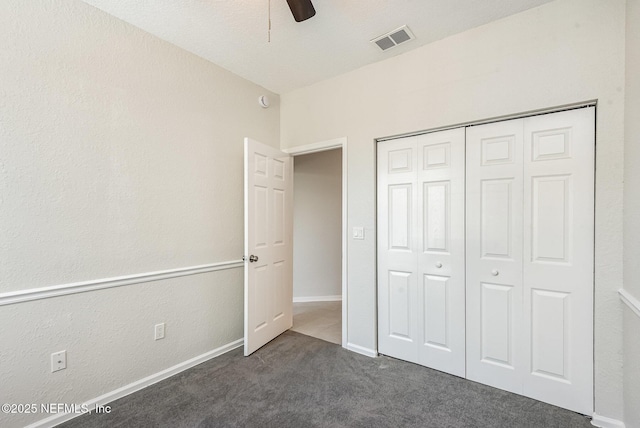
[
  {"left": 51, "top": 350, "right": 66, "bottom": 372},
  {"left": 154, "top": 323, "right": 165, "bottom": 341}
]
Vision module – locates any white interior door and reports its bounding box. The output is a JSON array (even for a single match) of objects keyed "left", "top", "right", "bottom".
[
  {"left": 244, "top": 137, "right": 293, "bottom": 356},
  {"left": 416, "top": 129, "right": 466, "bottom": 377},
  {"left": 522, "top": 108, "right": 594, "bottom": 413},
  {"left": 378, "top": 128, "right": 466, "bottom": 377},
  {"left": 377, "top": 135, "right": 420, "bottom": 363},
  {"left": 377, "top": 108, "right": 594, "bottom": 414},
  {"left": 466, "top": 108, "right": 594, "bottom": 414},
  {"left": 466, "top": 118, "right": 526, "bottom": 393}
]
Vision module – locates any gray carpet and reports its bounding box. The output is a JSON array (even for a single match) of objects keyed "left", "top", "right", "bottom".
[{"left": 61, "top": 331, "right": 593, "bottom": 428}]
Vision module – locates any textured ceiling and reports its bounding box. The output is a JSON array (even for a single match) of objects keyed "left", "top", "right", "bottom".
[{"left": 80, "top": 0, "right": 555, "bottom": 94}]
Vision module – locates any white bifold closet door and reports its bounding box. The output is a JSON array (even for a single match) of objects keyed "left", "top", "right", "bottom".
[
  {"left": 377, "top": 128, "right": 466, "bottom": 377},
  {"left": 466, "top": 107, "right": 595, "bottom": 414}
]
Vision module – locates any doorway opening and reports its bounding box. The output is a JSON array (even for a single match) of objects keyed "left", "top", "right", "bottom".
[
  {"left": 291, "top": 148, "right": 342, "bottom": 344},
  {"left": 285, "top": 138, "right": 348, "bottom": 347}
]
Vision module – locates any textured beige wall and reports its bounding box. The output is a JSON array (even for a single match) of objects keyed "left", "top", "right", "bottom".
[
  {"left": 623, "top": 309, "right": 640, "bottom": 428},
  {"left": 624, "top": 0, "right": 640, "bottom": 426},
  {"left": 0, "top": 1, "right": 278, "bottom": 426},
  {"left": 0, "top": 1, "right": 279, "bottom": 292},
  {"left": 281, "top": 0, "right": 625, "bottom": 421},
  {"left": 293, "top": 149, "right": 342, "bottom": 299}
]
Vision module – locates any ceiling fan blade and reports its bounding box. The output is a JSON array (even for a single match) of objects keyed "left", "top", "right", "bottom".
[{"left": 286, "top": 0, "right": 316, "bottom": 22}]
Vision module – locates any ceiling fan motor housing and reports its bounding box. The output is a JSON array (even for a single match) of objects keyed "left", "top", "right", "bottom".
[{"left": 286, "top": 0, "right": 316, "bottom": 22}]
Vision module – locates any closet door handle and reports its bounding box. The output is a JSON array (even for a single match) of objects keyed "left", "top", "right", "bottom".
[
  {"left": 491, "top": 269, "right": 499, "bottom": 276},
  {"left": 435, "top": 262, "right": 443, "bottom": 268}
]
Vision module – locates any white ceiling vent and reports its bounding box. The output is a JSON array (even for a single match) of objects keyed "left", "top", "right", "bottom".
[{"left": 371, "top": 25, "right": 415, "bottom": 51}]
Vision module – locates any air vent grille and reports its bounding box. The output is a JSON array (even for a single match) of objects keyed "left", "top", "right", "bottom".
[{"left": 371, "top": 25, "right": 415, "bottom": 51}]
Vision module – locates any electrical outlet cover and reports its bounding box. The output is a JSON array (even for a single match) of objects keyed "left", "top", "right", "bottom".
[
  {"left": 51, "top": 350, "right": 66, "bottom": 372},
  {"left": 154, "top": 323, "right": 165, "bottom": 340}
]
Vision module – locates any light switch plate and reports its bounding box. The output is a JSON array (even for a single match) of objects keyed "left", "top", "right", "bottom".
[{"left": 353, "top": 227, "right": 365, "bottom": 240}]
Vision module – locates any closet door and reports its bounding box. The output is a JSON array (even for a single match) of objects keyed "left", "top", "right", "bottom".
[
  {"left": 416, "top": 129, "right": 466, "bottom": 377},
  {"left": 465, "top": 119, "right": 525, "bottom": 393},
  {"left": 522, "top": 108, "right": 594, "bottom": 414},
  {"left": 378, "top": 136, "right": 420, "bottom": 363},
  {"left": 466, "top": 108, "right": 594, "bottom": 414},
  {"left": 378, "top": 129, "right": 466, "bottom": 377}
]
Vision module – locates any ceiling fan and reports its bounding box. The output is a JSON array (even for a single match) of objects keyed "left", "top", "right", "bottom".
[{"left": 286, "top": 0, "right": 316, "bottom": 22}]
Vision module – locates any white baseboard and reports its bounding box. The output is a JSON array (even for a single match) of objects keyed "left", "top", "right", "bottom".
[
  {"left": 592, "top": 413, "right": 626, "bottom": 428},
  {"left": 26, "top": 339, "right": 243, "bottom": 428},
  {"left": 346, "top": 342, "right": 378, "bottom": 358},
  {"left": 293, "top": 295, "right": 342, "bottom": 303}
]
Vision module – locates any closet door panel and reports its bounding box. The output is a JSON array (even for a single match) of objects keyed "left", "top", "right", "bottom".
[
  {"left": 416, "top": 128, "right": 466, "bottom": 377},
  {"left": 378, "top": 128, "right": 465, "bottom": 374},
  {"left": 377, "top": 136, "right": 419, "bottom": 363},
  {"left": 480, "top": 282, "right": 514, "bottom": 366},
  {"left": 522, "top": 108, "right": 594, "bottom": 414},
  {"left": 466, "top": 119, "right": 525, "bottom": 394}
]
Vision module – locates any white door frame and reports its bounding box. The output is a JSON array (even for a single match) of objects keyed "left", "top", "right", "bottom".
[{"left": 284, "top": 137, "right": 348, "bottom": 348}]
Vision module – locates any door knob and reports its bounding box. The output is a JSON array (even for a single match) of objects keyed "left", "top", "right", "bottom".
[
  {"left": 435, "top": 262, "right": 443, "bottom": 268},
  {"left": 491, "top": 269, "right": 499, "bottom": 276},
  {"left": 249, "top": 255, "right": 259, "bottom": 263}
]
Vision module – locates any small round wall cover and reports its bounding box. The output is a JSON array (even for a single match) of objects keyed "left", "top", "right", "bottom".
[{"left": 258, "top": 95, "right": 270, "bottom": 108}]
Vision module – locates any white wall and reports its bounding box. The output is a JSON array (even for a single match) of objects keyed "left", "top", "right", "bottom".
[
  {"left": 281, "top": 0, "right": 625, "bottom": 421},
  {"left": 293, "top": 149, "right": 342, "bottom": 300},
  {"left": 0, "top": 1, "right": 278, "bottom": 427},
  {"left": 624, "top": 0, "right": 640, "bottom": 427}
]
